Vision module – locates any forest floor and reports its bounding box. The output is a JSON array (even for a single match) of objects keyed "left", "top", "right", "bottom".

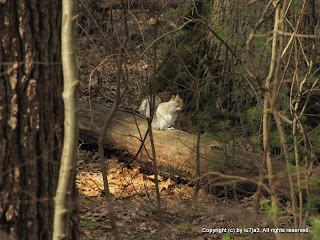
[
  {"left": 76, "top": 148, "right": 300, "bottom": 240},
  {"left": 75, "top": 33, "right": 311, "bottom": 240},
  {"left": 75, "top": 9, "right": 310, "bottom": 239}
]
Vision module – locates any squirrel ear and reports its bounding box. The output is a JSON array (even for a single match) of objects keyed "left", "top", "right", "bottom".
[{"left": 171, "top": 95, "right": 175, "bottom": 99}]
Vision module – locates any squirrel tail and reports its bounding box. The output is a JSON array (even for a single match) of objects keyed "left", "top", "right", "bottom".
[{"left": 138, "top": 96, "right": 161, "bottom": 117}]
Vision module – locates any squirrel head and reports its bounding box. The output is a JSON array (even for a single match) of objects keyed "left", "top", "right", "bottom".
[{"left": 171, "top": 94, "right": 184, "bottom": 108}]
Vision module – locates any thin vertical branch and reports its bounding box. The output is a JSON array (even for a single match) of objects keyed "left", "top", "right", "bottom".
[
  {"left": 273, "top": 109, "right": 298, "bottom": 229},
  {"left": 194, "top": 70, "right": 201, "bottom": 203},
  {"left": 149, "top": 15, "right": 162, "bottom": 217},
  {"left": 263, "top": 2, "right": 281, "bottom": 230},
  {"left": 292, "top": 38, "right": 303, "bottom": 230},
  {"left": 194, "top": 131, "right": 201, "bottom": 202},
  {"left": 148, "top": 123, "right": 162, "bottom": 214},
  {"left": 97, "top": 49, "right": 122, "bottom": 239},
  {"left": 97, "top": 46, "right": 123, "bottom": 239},
  {"left": 53, "top": 0, "right": 79, "bottom": 239},
  {"left": 96, "top": 2, "right": 130, "bottom": 239}
]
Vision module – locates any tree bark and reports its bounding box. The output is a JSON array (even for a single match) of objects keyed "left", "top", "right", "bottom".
[{"left": 0, "top": 1, "right": 78, "bottom": 239}]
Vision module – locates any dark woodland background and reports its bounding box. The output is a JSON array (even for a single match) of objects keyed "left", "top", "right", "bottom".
[{"left": 1, "top": 0, "right": 320, "bottom": 239}]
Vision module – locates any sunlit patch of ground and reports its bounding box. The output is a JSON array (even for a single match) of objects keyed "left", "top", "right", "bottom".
[{"left": 76, "top": 149, "right": 301, "bottom": 240}]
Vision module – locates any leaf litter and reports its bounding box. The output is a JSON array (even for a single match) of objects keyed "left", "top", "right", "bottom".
[{"left": 76, "top": 149, "right": 297, "bottom": 240}]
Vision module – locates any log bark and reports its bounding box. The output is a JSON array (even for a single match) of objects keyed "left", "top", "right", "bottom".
[
  {"left": 79, "top": 101, "right": 260, "bottom": 177},
  {"left": 99, "top": 0, "right": 184, "bottom": 10},
  {"left": 79, "top": 101, "right": 320, "bottom": 200}
]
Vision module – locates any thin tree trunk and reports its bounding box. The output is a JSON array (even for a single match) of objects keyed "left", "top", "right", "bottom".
[
  {"left": 148, "top": 123, "right": 162, "bottom": 214},
  {"left": 96, "top": 2, "right": 129, "bottom": 239},
  {"left": 263, "top": 2, "right": 280, "bottom": 230},
  {"left": 97, "top": 50, "right": 123, "bottom": 240},
  {"left": 194, "top": 131, "right": 201, "bottom": 202},
  {"left": 149, "top": 16, "right": 162, "bottom": 221},
  {"left": 273, "top": 110, "right": 298, "bottom": 228},
  {"left": 53, "top": 0, "right": 79, "bottom": 239}
]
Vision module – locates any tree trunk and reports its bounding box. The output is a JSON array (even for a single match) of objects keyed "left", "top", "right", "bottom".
[
  {"left": 0, "top": 1, "right": 78, "bottom": 239},
  {"left": 53, "top": 0, "right": 79, "bottom": 239}
]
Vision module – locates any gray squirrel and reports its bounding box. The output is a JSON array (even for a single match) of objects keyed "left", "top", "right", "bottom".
[
  {"left": 138, "top": 95, "right": 161, "bottom": 118},
  {"left": 139, "top": 94, "right": 183, "bottom": 130}
]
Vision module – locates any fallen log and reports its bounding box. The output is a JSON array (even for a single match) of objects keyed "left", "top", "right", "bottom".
[
  {"left": 99, "top": 0, "right": 184, "bottom": 10},
  {"left": 79, "top": 101, "right": 260, "bottom": 177},
  {"left": 78, "top": 100, "right": 319, "bottom": 199}
]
